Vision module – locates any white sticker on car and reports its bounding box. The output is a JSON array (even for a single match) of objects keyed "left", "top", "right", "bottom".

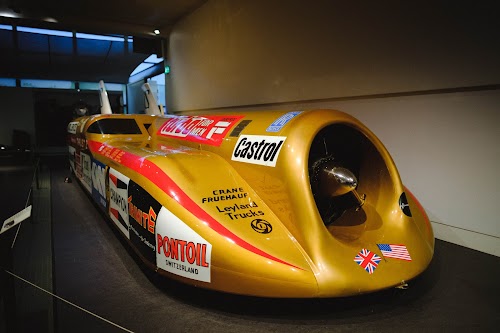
[
  {"left": 156, "top": 207, "right": 212, "bottom": 283},
  {"left": 80, "top": 152, "right": 92, "bottom": 193},
  {"left": 67, "top": 122, "right": 78, "bottom": 134},
  {"left": 231, "top": 135, "right": 286, "bottom": 167},
  {"left": 109, "top": 168, "right": 130, "bottom": 239}
]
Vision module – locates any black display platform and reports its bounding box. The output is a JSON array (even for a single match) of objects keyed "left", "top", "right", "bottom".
[{"left": 0, "top": 163, "right": 35, "bottom": 333}]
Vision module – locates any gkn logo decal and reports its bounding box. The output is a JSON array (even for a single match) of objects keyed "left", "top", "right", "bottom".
[{"left": 231, "top": 135, "right": 286, "bottom": 167}]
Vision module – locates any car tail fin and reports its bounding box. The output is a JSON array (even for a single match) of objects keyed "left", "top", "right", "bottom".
[
  {"left": 98, "top": 80, "right": 113, "bottom": 115},
  {"left": 142, "top": 83, "right": 163, "bottom": 115}
]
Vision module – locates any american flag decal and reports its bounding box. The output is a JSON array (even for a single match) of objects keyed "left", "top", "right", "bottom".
[
  {"left": 354, "top": 249, "right": 381, "bottom": 274},
  {"left": 377, "top": 244, "right": 412, "bottom": 261}
]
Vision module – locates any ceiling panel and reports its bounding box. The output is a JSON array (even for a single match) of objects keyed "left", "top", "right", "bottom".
[{"left": 0, "top": 0, "right": 207, "bottom": 83}]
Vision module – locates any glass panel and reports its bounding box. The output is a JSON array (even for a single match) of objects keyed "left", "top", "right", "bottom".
[
  {"left": 104, "top": 83, "right": 125, "bottom": 92},
  {"left": 87, "top": 118, "right": 141, "bottom": 134},
  {"left": 130, "top": 63, "right": 154, "bottom": 76},
  {"left": 0, "top": 78, "right": 16, "bottom": 87},
  {"left": 20, "top": 79, "right": 74, "bottom": 89},
  {"left": 78, "top": 81, "right": 99, "bottom": 91},
  {"left": 143, "top": 54, "right": 164, "bottom": 64},
  {"left": 18, "top": 31, "right": 49, "bottom": 53},
  {"left": 49, "top": 35, "right": 73, "bottom": 54},
  {"left": 75, "top": 33, "right": 125, "bottom": 42},
  {"left": 17, "top": 26, "right": 72, "bottom": 38},
  {"left": 76, "top": 39, "right": 111, "bottom": 57}
]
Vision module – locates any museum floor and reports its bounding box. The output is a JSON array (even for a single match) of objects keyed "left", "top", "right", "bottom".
[{"left": 1, "top": 156, "right": 499, "bottom": 333}]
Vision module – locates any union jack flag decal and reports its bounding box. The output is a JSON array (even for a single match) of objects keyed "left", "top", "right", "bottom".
[{"left": 354, "top": 249, "right": 382, "bottom": 274}]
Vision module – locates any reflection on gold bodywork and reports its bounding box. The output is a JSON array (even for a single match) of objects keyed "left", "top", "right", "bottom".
[{"left": 328, "top": 204, "right": 384, "bottom": 242}]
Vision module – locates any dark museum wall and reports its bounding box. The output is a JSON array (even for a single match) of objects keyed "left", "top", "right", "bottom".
[
  {"left": 0, "top": 86, "right": 122, "bottom": 150},
  {"left": 166, "top": 0, "right": 500, "bottom": 256},
  {"left": 167, "top": 1, "right": 500, "bottom": 110},
  {"left": 0, "top": 87, "right": 35, "bottom": 146}
]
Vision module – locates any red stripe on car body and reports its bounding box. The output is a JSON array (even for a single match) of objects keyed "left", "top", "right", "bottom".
[{"left": 88, "top": 140, "right": 302, "bottom": 270}]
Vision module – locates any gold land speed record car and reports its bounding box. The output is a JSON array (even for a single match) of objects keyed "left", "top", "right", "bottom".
[{"left": 67, "top": 108, "right": 434, "bottom": 298}]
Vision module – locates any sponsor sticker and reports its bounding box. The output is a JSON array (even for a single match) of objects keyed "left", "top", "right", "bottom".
[
  {"left": 80, "top": 152, "right": 92, "bottom": 192},
  {"left": 67, "top": 122, "right": 78, "bottom": 134},
  {"left": 96, "top": 145, "right": 125, "bottom": 164},
  {"left": 231, "top": 135, "right": 286, "bottom": 167},
  {"left": 250, "top": 219, "right": 272, "bottom": 234},
  {"left": 109, "top": 168, "right": 130, "bottom": 239},
  {"left": 354, "top": 249, "right": 381, "bottom": 274},
  {"left": 75, "top": 151, "right": 82, "bottom": 179},
  {"left": 68, "top": 146, "right": 76, "bottom": 172},
  {"left": 229, "top": 119, "right": 252, "bottom": 137},
  {"left": 216, "top": 202, "right": 264, "bottom": 221},
  {"left": 202, "top": 188, "right": 266, "bottom": 221},
  {"left": 201, "top": 187, "right": 248, "bottom": 204},
  {"left": 76, "top": 137, "right": 87, "bottom": 150},
  {"left": 157, "top": 115, "right": 244, "bottom": 146},
  {"left": 266, "top": 111, "right": 302, "bottom": 132},
  {"left": 91, "top": 159, "right": 107, "bottom": 209},
  {"left": 156, "top": 207, "right": 212, "bottom": 282},
  {"left": 128, "top": 181, "right": 161, "bottom": 264}
]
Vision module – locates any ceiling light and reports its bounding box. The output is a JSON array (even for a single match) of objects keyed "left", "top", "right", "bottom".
[
  {"left": 44, "top": 17, "right": 58, "bottom": 23},
  {"left": 0, "top": 10, "right": 20, "bottom": 18},
  {"left": 154, "top": 29, "right": 160, "bottom": 35}
]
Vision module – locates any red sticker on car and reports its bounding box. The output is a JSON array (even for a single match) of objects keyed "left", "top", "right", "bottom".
[{"left": 157, "top": 115, "right": 245, "bottom": 146}]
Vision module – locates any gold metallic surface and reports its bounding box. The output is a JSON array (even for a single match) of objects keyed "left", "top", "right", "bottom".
[{"left": 68, "top": 110, "right": 434, "bottom": 298}]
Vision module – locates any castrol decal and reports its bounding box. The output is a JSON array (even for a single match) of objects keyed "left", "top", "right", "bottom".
[
  {"left": 157, "top": 115, "right": 244, "bottom": 146},
  {"left": 156, "top": 207, "right": 212, "bottom": 282},
  {"left": 231, "top": 135, "right": 286, "bottom": 167}
]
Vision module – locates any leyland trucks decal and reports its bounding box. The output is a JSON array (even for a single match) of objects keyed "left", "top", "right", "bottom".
[
  {"left": 156, "top": 207, "right": 212, "bottom": 283},
  {"left": 109, "top": 168, "right": 130, "bottom": 239}
]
